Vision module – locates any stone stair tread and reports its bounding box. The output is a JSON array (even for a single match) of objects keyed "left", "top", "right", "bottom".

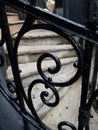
[
  {"left": 12, "top": 30, "right": 79, "bottom": 47},
  {"left": 7, "top": 57, "right": 77, "bottom": 80},
  {"left": 4, "top": 45, "right": 74, "bottom": 55},
  {"left": 7, "top": 12, "right": 18, "bottom": 16},
  {"left": 13, "top": 30, "right": 80, "bottom": 40},
  {"left": 17, "top": 45, "right": 73, "bottom": 55},
  {"left": 8, "top": 20, "right": 23, "bottom": 35},
  {"left": 7, "top": 12, "right": 19, "bottom": 23},
  {"left": 9, "top": 20, "right": 24, "bottom": 25},
  {"left": 13, "top": 29, "right": 59, "bottom": 39}
]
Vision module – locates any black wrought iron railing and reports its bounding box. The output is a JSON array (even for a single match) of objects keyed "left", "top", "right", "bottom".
[{"left": 0, "top": 0, "right": 98, "bottom": 130}]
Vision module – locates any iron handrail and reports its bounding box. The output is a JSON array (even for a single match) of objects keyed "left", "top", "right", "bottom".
[{"left": 0, "top": 0, "right": 98, "bottom": 44}]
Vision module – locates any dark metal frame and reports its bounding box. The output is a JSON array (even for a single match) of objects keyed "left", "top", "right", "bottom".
[{"left": 0, "top": 0, "right": 98, "bottom": 130}]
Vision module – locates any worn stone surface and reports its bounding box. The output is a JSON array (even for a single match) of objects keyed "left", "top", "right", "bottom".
[
  {"left": 12, "top": 30, "right": 79, "bottom": 46},
  {"left": 7, "top": 12, "right": 19, "bottom": 22},
  {"left": 42, "top": 78, "right": 82, "bottom": 130},
  {"left": 9, "top": 20, "right": 23, "bottom": 34},
  {"left": 42, "top": 78, "right": 98, "bottom": 130},
  {"left": 7, "top": 57, "right": 77, "bottom": 80}
]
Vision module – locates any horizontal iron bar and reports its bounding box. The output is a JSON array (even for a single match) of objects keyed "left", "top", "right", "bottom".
[{"left": 1, "top": 0, "right": 98, "bottom": 44}]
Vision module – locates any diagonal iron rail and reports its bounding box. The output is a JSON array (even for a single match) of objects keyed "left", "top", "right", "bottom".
[{"left": 0, "top": 0, "right": 98, "bottom": 44}]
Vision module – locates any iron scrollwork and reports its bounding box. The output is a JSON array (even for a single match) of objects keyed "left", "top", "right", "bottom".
[
  {"left": 58, "top": 121, "right": 77, "bottom": 130},
  {"left": 13, "top": 21, "right": 82, "bottom": 129},
  {"left": 0, "top": 0, "right": 98, "bottom": 130}
]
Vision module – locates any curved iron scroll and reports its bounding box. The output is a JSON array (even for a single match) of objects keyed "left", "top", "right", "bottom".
[
  {"left": 12, "top": 21, "right": 83, "bottom": 129},
  {"left": 14, "top": 23, "right": 83, "bottom": 86}
]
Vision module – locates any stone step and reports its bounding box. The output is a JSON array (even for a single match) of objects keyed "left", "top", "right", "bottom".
[
  {"left": 7, "top": 12, "right": 19, "bottom": 23},
  {"left": 12, "top": 29, "right": 78, "bottom": 46},
  {"left": 0, "top": 14, "right": 23, "bottom": 39},
  {"left": 9, "top": 20, "right": 23, "bottom": 35},
  {"left": 18, "top": 45, "right": 76, "bottom": 63},
  {"left": 0, "top": 20, "right": 23, "bottom": 37},
  {"left": 13, "top": 29, "right": 65, "bottom": 46},
  {"left": 5, "top": 45, "right": 76, "bottom": 64},
  {"left": 6, "top": 57, "right": 77, "bottom": 83}
]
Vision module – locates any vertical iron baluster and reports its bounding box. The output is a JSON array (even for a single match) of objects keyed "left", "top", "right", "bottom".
[
  {"left": 78, "top": 0, "right": 98, "bottom": 129},
  {"left": 78, "top": 41, "right": 93, "bottom": 130},
  {"left": 0, "top": 2, "right": 29, "bottom": 130}
]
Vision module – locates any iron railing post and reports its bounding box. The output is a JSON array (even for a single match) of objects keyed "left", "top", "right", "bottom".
[
  {"left": 78, "top": 0, "right": 98, "bottom": 129},
  {"left": 0, "top": 2, "right": 30, "bottom": 130}
]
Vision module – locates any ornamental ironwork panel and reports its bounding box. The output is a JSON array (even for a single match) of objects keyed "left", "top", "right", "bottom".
[{"left": 0, "top": 0, "right": 98, "bottom": 130}]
